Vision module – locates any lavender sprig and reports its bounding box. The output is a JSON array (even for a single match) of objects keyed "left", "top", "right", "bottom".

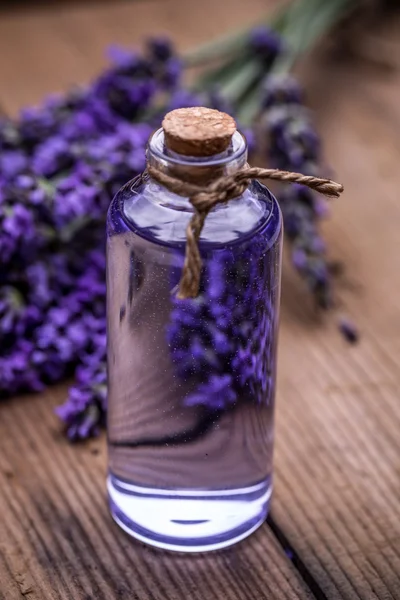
[
  {"left": 167, "top": 234, "right": 278, "bottom": 411},
  {"left": 261, "top": 74, "right": 333, "bottom": 308}
]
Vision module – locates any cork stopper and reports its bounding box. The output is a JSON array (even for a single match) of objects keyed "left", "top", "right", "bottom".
[{"left": 162, "top": 107, "right": 237, "bottom": 157}]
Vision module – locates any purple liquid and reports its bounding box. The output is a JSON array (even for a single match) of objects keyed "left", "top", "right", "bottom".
[{"left": 106, "top": 166, "right": 282, "bottom": 551}]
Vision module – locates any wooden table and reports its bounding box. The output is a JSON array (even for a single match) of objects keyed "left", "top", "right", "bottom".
[{"left": 1, "top": 2, "right": 400, "bottom": 599}]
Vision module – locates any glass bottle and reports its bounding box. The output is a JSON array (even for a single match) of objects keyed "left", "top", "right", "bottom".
[{"left": 106, "top": 109, "right": 282, "bottom": 552}]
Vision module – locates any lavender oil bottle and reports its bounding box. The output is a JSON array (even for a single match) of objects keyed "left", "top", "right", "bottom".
[{"left": 106, "top": 107, "right": 282, "bottom": 551}]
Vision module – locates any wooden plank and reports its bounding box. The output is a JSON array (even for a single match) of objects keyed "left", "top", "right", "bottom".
[
  {"left": 271, "top": 37, "right": 400, "bottom": 599},
  {"left": 0, "top": 389, "right": 312, "bottom": 600}
]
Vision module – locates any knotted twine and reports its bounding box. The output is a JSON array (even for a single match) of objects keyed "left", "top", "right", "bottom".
[{"left": 147, "top": 164, "right": 344, "bottom": 299}]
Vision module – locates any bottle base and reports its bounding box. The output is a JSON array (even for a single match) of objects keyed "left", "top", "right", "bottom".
[{"left": 107, "top": 474, "right": 272, "bottom": 552}]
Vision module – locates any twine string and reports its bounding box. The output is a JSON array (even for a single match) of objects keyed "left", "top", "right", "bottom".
[{"left": 147, "top": 164, "right": 344, "bottom": 299}]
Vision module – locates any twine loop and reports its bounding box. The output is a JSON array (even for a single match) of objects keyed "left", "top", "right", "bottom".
[{"left": 147, "top": 164, "right": 344, "bottom": 299}]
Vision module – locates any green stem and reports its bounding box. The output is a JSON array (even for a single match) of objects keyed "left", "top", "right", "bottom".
[
  {"left": 218, "top": 58, "right": 265, "bottom": 105},
  {"left": 184, "top": 2, "right": 290, "bottom": 66},
  {"left": 186, "top": 0, "right": 359, "bottom": 127},
  {"left": 183, "top": 29, "right": 250, "bottom": 67},
  {"left": 194, "top": 54, "right": 250, "bottom": 90},
  {"left": 235, "top": 84, "right": 263, "bottom": 127}
]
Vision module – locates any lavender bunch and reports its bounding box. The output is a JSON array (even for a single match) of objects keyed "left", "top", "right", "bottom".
[
  {"left": 188, "top": 16, "right": 341, "bottom": 309},
  {"left": 0, "top": 4, "right": 357, "bottom": 440},
  {"left": 0, "top": 39, "right": 190, "bottom": 439},
  {"left": 261, "top": 75, "right": 332, "bottom": 308},
  {"left": 167, "top": 231, "right": 279, "bottom": 411}
]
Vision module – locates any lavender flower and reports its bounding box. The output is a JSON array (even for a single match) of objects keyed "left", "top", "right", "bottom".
[
  {"left": 250, "top": 27, "right": 284, "bottom": 62},
  {"left": 107, "top": 45, "right": 140, "bottom": 69},
  {"left": 338, "top": 317, "right": 359, "bottom": 344},
  {"left": 32, "top": 136, "right": 75, "bottom": 177},
  {"left": 0, "top": 340, "right": 44, "bottom": 396},
  {"left": 279, "top": 185, "right": 331, "bottom": 307},
  {"left": 166, "top": 89, "right": 203, "bottom": 112},
  {"left": 262, "top": 74, "right": 303, "bottom": 108},
  {"left": 56, "top": 346, "right": 107, "bottom": 441},
  {"left": 264, "top": 105, "right": 320, "bottom": 170},
  {"left": 160, "top": 58, "right": 182, "bottom": 89},
  {"left": 185, "top": 375, "right": 237, "bottom": 410},
  {"left": 1, "top": 203, "right": 38, "bottom": 263},
  {"left": 167, "top": 233, "right": 279, "bottom": 410},
  {"left": 0, "top": 287, "right": 40, "bottom": 341},
  {"left": 262, "top": 75, "right": 333, "bottom": 308},
  {"left": 19, "top": 104, "right": 61, "bottom": 147},
  {"left": 0, "top": 36, "right": 218, "bottom": 436},
  {"left": 94, "top": 70, "right": 156, "bottom": 120},
  {"left": 147, "top": 37, "right": 174, "bottom": 62}
]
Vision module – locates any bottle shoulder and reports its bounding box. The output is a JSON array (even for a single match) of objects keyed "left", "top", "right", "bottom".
[{"left": 107, "top": 174, "right": 282, "bottom": 250}]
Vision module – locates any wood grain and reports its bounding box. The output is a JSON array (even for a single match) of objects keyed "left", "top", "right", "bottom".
[
  {"left": 0, "top": 389, "right": 311, "bottom": 600},
  {"left": 1, "top": 1, "right": 400, "bottom": 598},
  {"left": 272, "top": 35, "right": 400, "bottom": 599}
]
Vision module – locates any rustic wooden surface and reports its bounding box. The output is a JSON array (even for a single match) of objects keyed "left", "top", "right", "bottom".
[{"left": 1, "top": 1, "right": 400, "bottom": 599}]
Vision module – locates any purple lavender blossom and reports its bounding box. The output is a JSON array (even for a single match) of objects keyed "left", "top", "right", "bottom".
[
  {"left": 250, "top": 26, "right": 284, "bottom": 61},
  {"left": 185, "top": 375, "right": 237, "bottom": 409},
  {"left": 262, "top": 74, "right": 303, "bottom": 108},
  {"left": 279, "top": 186, "right": 331, "bottom": 307},
  {"left": 262, "top": 75, "right": 333, "bottom": 309},
  {"left": 108, "top": 45, "right": 140, "bottom": 69},
  {"left": 0, "top": 37, "right": 185, "bottom": 436},
  {"left": 55, "top": 354, "right": 107, "bottom": 441},
  {"left": 3, "top": 205, "right": 35, "bottom": 239},
  {"left": 0, "top": 151, "right": 28, "bottom": 179},
  {"left": 264, "top": 105, "right": 320, "bottom": 171},
  {"left": 1, "top": 203, "right": 38, "bottom": 263},
  {"left": 19, "top": 105, "right": 61, "bottom": 146},
  {"left": 160, "top": 58, "right": 182, "bottom": 89},
  {"left": 0, "top": 340, "right": 44, "bottom": 396},
  {"left": 166, "top": 89, "right": 203, "bottom": 111},
  {"left": 26, "top": 261, "right": 54, "bottom": 306},
  {"left": 32, "top": 136, "right": 74, "bottom": 177},
  {"left": 0, "top": 287, "right": 40, "bottom": 340},
  {"left": 167, "top": 233, "right": 278, "bottom": 410},
  {"left": 338, "top": 317, "right": 359, "bottom": 344},
  {"left": 292, "top": 247, "right": 308, "bottom": 270},
  {"left": 147, "top": 37, "right": 174, "bottom": 62}
]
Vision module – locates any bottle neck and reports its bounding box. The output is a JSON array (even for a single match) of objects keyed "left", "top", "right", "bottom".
[
  {"left": 146, "top": 128, "right": 248, "bottom": 190},
  {"left": 119, "top": 127, "right": 277, "bottom": 247}
]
